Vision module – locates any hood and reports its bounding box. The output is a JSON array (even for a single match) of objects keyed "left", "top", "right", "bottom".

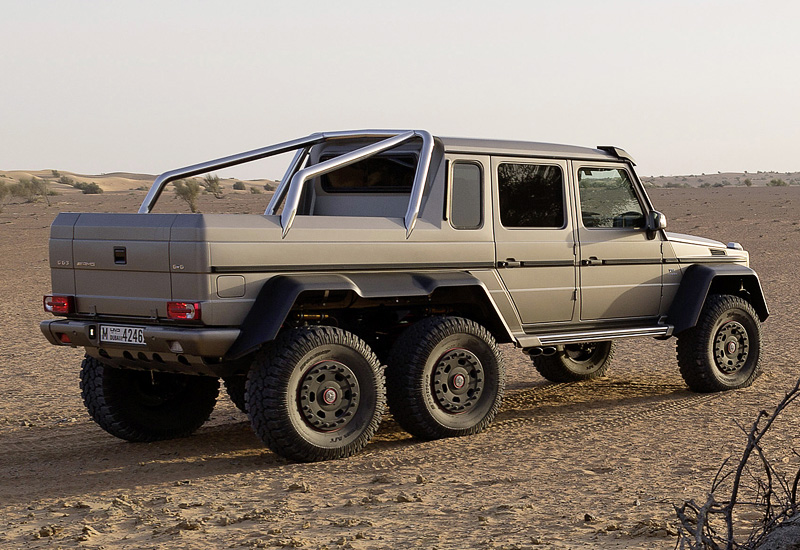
[{"left": 665, "top": 232, "right": 726, "bottom": 249}]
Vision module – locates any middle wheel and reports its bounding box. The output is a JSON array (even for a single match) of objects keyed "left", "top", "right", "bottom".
[
  {"left": 387, "top": 316, "right": 505, "bottom": 440},
  {"left": 246, "top": 326, "right": 385, "bottom": 462}
]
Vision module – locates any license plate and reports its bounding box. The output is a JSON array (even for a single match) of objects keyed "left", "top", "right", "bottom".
[{"left": 99, "top": 325, "right": 146, "bottom": 345}]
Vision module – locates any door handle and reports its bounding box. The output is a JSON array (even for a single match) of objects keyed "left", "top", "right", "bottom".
[
  {"left": 499, "top": 259, "right": 522, "bottom": 268},
  {"left": 582, "top": 257, "right": 602, "bottom": 266}
]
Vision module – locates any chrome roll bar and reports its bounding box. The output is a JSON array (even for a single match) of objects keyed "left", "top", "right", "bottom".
[
  {"left": 138, "top": 134, "right": 324, "bottom": 214},
  {"left": 138, "top": 129, "right": 435, "bottom": 239}
]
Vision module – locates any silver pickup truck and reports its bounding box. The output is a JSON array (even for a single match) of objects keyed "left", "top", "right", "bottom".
[{"left": 41, "top": 130, "right": 768, "bottom": 462}]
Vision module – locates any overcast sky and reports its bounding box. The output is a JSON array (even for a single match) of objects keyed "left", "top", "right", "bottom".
[{"left": 2, "top": 0, "right": 799, "bottom": 179}]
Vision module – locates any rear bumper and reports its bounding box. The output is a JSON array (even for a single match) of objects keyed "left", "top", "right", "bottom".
[{"left": 40, "top": 319, "right": 240, "bottom": 358}]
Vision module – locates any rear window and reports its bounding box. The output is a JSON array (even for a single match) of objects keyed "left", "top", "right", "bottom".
[{"left": 320, "top": 155, "right": 416, "bottom": 193}]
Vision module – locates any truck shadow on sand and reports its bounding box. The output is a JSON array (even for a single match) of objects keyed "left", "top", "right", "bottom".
[{"left": 2, "top": 378, "right": 722, "bottom": 505}]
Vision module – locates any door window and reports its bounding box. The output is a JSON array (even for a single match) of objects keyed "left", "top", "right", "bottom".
[
  {"left": 577, "top": 168, "right": 644, "bottom": 228},
  {"left": 498, "top": 163, "right": 565, "bottom": 228}
]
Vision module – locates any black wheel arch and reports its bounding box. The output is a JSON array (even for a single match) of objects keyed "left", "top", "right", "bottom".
[
  {"left": 225, "top": 271, "right": 513, "bottom": 360},
  {"left": 668, "top": 264, "right": 768, "bottom": 334}
]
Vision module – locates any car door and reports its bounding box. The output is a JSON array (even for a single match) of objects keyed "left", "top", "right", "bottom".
[
  {"left": 573, "top": 162, "right": 662, "bottom": 321},
  {"left": 492, "top": 158, "right": 577, "bottom": 325}
]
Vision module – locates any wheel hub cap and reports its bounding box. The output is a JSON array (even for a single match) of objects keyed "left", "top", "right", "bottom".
[
  {"left": 564, "top": 343, "right": 597, "bottom": 363},
  {"left": 714, "top": 321, "right": 750, "bottom": 374},
  {"left": 322, "top": 388, "right": 338, "bottom": 405},
  {"left": 432, "top": 348, "right": 484, "bottom": 414},
  {"left": 298, "top": 360, "right": 360, "bottom": 431}
]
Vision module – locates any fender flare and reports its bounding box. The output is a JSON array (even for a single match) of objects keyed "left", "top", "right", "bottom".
[
  {"left": 225, "top": 271, "right": 511, "bottom": 359},
  {"left": 667, "top": 263, "right": 769, "bottom": 334}
]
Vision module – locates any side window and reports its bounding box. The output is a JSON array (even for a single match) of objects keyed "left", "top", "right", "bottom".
[
  {"left": 450, "top": 162, "right": 482, "bottom": 229},
  {"left": 498, "top": 163, "right": 565, "bottom": 228},
  {"left": 578, "top": 167, "right": 644, "bottom": 228}
]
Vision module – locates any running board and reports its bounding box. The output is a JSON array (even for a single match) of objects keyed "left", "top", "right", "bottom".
[{"left": 516, "top": 326, "right": 672, "bottom": 348}]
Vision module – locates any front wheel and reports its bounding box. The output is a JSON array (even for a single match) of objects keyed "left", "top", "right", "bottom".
[
  {"left": 80, "top": 356, "right": 219, "bottom": 441},
  {"left": 677, "top": 294, "right": 762, "bottom": 392},
  {"left": 532, "top": 341, "right": 615, "bottom": 382},
  {"left": 246, "top": 326, "right": 385, "bottom": 462},
  {"left": 386, "top": 316, "right": 505, "bottom": 440}
]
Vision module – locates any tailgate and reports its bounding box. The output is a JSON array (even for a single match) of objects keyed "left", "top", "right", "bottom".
[{"left": 51, "top": 213, "right": 178, "bottom": 318}]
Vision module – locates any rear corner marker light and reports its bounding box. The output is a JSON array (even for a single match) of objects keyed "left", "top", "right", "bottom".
[
  {"left": 58, "top": 333, "right": 72, "bottom": 344},
  {"left": 44, "top": 295, "right": 74, "bottom": 315},
  {"left": 167, "top": 301, "right": 202, "bottom": 321}
]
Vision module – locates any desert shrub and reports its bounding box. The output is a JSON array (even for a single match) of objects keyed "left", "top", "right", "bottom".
[
  {"left": 744, "top": 178, "right": 752, "bottom": 187},
  {"left": 59, "top": 175, "right": 75, "bottom": 186},
  {"left": 51, "top": 169, "right": 60, "bottom": 177},
  {"left": 264, "top": 182, "right": 277, "bottom": 191},
  {"left": 202, "top": 174, "right": 223, "bottom": 198},
  {"left": 74, "top": 182, "right": 103, "bottom": 194},
  {"left": 249, "top": 187, "right": 262, "bottom": 194},
  {"left": 0, "top": 181, "right": 9, "bottom": 212},
  {"left": 676, "top": 378, "right": 800, "bottom": 549},
  {"left": 173, "top": 179, "right": 201, "bottom": 212},
  {"left": 232, "top": 181, "right": 246, "bottom": 191},
  {"left": 11, "top": 177, "right": 50, "bottom": 204},
  {"left": 768, "top": 179, "right": 788, "bottom": 187}
]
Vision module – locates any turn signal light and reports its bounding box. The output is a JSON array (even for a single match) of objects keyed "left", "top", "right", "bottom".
[
  {"left": 167, "top": 301, "right": 202, "bottom": 321},
  {"left": 43, "top": 295, "right": 74, "bottom": 315}
]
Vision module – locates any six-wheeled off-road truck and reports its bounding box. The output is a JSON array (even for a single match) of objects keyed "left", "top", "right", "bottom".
[{"left": 41, "top": 130, "right": 768, "bottom": 461}]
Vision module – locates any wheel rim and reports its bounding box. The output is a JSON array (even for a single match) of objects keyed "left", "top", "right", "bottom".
[
  {"left": 432, "top": 348, "right": 484, "bottom": 414},
  {"left": 298, "top": 360, "right": 360, "bottom": 432},
  {"left": 564, "top": 343, "right": 598, "bottom": 363},
  {"left": 714, "top": 321, "right": 750, "bottom": 374}
]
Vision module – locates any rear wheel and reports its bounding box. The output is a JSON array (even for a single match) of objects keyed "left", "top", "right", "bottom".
[
  {"left": 223, "top": 375, "right": 248, "bottom": 413},
  {"left": 533, "top": 341, "right": 615, "bottom": 382},
  {"left": 677, "top": 294, "right": 762, "bottom": 392},
  {"left": 386, "top": 316, "right": 505, "bottom": 440},
  {"left": 246, "top": 326, "right": 385, "bottom": 462},
  {"left": 80, "top": 356, "right": 219, "bottom": 441}
]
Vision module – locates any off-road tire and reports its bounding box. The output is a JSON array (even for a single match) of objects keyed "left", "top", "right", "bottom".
[
  {"left": 677, "top": 294, "right": 762, "bottom": 392},
  {"left": 79, "top": 356, "right": 219, "bottom": 442},
  {"left": 533, "top": 341, "right": 615, "bottom": 383},
  {"left": 386, "top": 316, "right": 505, "bottom": 440},
  {"left": 223, "top": 375, "right": 248, "bottom": 413},
  {"left": 245, "top": 326, "right": 385, "bottom": 462}
]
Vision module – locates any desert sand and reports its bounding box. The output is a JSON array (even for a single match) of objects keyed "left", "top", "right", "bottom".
[{"left": 1, "top": 187, "right": 799, "bottom": 549}]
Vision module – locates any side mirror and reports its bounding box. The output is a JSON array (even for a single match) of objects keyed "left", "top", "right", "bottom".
[{"left": 646, "top": 210, "right": 667, "bottom": 239}]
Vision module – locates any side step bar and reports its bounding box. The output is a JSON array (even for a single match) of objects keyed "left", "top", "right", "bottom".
[{"left": 516, "top": 325, "right": 672, "bottom": 348}]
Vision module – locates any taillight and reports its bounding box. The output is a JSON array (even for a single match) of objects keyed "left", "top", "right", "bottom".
[
  {"left": 167, "top": 301, "right": 202, "bottom": 321},
  {"left": 44, "top": 295, "right": 74, "bottom": 315}
]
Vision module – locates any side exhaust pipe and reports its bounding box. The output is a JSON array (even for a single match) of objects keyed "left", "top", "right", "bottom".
[{"left": 524, "top": 346, "right": 559, "bottom": 357}]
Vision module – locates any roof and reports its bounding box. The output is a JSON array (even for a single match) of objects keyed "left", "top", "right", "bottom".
[{"left": 438, "top": 136, "right": 621, "bottom": 163}]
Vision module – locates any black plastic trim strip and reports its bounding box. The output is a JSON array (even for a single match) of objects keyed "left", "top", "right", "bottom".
[
  {"left": 521, "top": 260, "right": 575, "bottom": 267},
  {"left": 675, "top": 257, "right": 740, "bottom": 264},
  {"left": 599, "top": 259, "right": 662, "bottom": 266},
  {"left": 211, "top": 262, "right": 496, "bottom": 274}
]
